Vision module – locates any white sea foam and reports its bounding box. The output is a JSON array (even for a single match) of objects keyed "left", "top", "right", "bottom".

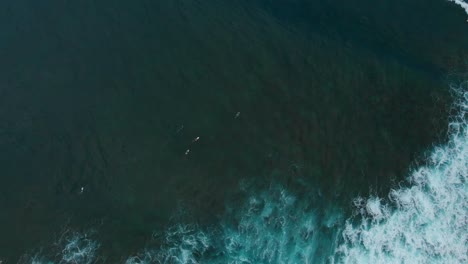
[
  {"left": 126, "top": 224, "right": 212, "bottom": 264},
  {"left": 24, "top": 85, "right": 468, "bottom": 264},
  {"left": 219, "top": 186, "right": 343, "bottom": 264},
  {"left": 60, "top": 233, "right": 99, "bottom": 264},
  {"left": 125, "top": 185, "right": 343, "bottom": 264},
  {"left": 123, "top": 86, "right": 468, "bottom": 264},
  {"left": 334, "top": 86, "right": 468, "bottom": 263},
  {"left": 448, "top": 0, "right": 468, "bottom": 16},
  {"left": 20, "top": 231, "right": 99, "bottom": 264}
]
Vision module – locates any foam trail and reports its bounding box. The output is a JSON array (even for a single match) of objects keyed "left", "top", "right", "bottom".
[
  {"left": 334, "top": 86, "right": 468, "bottom": 263},
  {"left": 126, "top": 224, "right": 212, "bottom": 264},
  {"left": 19, "top": 231, "right": 99, "bottom": 264},
  {"left": 60, "top": 233, "right": 99, "bottom": 264},
  {"left": 219, "top": 186, "right": 343, "bottom": 264},
  {"left": 125, "top": 185, "right": 344, "bottom": 263},
  {"left": 125, "top": 86, "right": 468, "bottom": 263},
  {"left": 21, "top": 86, "right": 468, "bottom": 264},
  {"left": 448, "top": 0, "right": 468, "bottom": 16}
]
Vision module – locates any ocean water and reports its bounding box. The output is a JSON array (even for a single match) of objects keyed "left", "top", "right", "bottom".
[{"left": 0, "top": 0, "right": 467, "bottom": 263}]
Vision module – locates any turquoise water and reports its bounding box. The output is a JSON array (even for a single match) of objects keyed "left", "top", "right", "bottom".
[{"left": 0, "top": 0, "right": 467, "bottom": 263}]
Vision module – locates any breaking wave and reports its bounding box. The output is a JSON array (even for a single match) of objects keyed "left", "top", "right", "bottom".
[
  {"left": 120, "top": 85, "right": 468, "bottom": 264},
  {"left": 21, "top": 83, "right": 468, "bottom": 263},
  {"left": 334, "top": 85, "right": 468, "bottom": 263}
]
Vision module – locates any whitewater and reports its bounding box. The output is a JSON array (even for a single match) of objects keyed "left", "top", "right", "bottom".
[
  {"left": 449, "top": 0, "right": 468, "bottom": 17},
  {"left": 123, "top": 84, "right": 468, "bottom": 264},
  {"left": 334, "top": 85, "right": 468, "bottom": 263},
  {"left": 15, "top": 1, "right": 468, "bottom": 262},
  {"left": 20, "top": 84, "right": 467, "bottom": 264}
]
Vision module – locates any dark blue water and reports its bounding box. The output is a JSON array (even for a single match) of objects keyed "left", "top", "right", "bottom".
[{"left": 0, "top": 0, "right": 467, "bottom": 263}]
